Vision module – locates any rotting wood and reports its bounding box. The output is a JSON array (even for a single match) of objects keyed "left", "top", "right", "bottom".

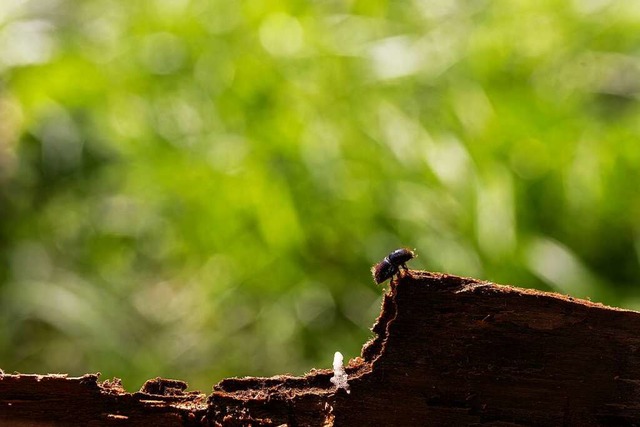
[
  {"left": 0, "top": 374, "right": 207, "bottom": 426},
  {"left": 2, "top": 271, "right": 640, "bottom": 426}
]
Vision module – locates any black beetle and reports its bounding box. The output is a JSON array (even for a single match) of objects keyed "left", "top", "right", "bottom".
[{"left": 371, "top": 248, "right": 416, "bottom": 284}]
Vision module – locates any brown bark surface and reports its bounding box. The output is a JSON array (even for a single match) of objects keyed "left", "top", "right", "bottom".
[{"left": 2, "top": 271, "right": 640, "bottom": 426}]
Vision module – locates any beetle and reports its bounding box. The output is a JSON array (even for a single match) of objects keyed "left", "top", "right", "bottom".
[{"left": 371, "top": 248, "right": 416, "bottom": 284}]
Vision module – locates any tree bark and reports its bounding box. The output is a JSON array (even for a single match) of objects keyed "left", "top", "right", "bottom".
[{"left": 2, "top": 271, "right": 639, "bottom": 426}]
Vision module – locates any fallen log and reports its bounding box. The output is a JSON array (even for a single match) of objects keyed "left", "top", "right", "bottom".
[{"left": 2, "top": 271, "right": 639, "bottom": 426}]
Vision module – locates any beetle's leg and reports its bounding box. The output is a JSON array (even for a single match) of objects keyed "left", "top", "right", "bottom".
[
  {"left": 389, "top": 267, "right": 399, "bottom": 284},
  {"left": 399, "top": 264, "right": 411, "bottom": 278}
]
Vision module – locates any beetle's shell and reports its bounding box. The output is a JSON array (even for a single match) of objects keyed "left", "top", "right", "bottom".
[
  {"left": 371, "top": 259, "right": 397, "bottom": 284},
  {"left": 387, "top": 248, "right": 415, "bottom": 265}
]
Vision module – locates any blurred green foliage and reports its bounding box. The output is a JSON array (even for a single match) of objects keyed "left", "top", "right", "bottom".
[{"left": 1, "top": 0, "right": 640, "bottom": 391}]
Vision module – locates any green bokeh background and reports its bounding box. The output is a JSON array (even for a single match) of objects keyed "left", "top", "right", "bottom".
[{"left": 1, "top": 1, "right": 640, "bottom": 391}]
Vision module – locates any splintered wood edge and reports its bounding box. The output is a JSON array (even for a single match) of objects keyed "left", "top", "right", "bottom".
[
  {"left": 410, "top": 269, "right": 636, "bottom": 312},
  {"left": 0, "top": 372, "right": 209, "bottom": 415}
]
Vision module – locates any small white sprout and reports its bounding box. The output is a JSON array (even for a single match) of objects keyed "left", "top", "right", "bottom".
[{"left": 330, "top": 351, "right": 350, "bottom": 394}]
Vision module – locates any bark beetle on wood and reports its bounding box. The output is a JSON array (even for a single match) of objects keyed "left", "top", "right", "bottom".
[{"left": 2, "top": 271, "right": 640, "bottom": 426}]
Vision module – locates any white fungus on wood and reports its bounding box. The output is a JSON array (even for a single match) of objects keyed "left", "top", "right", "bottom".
[{"left": 329, "top": 351, "right": 350, "bottom": 394}]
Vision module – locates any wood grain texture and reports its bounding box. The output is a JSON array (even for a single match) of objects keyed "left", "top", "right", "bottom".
[
  {"left": 334, "top": 272, "right": 640, "bottom": 426},
  {"left": 209, "top": 272, "right": 640, "bottom": 426},
  {"left": 0, "top": 374, "right": 207, "bottom": 426},
  {"left": 2, "top": 271, "right": 640, "bottom": 426}
]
